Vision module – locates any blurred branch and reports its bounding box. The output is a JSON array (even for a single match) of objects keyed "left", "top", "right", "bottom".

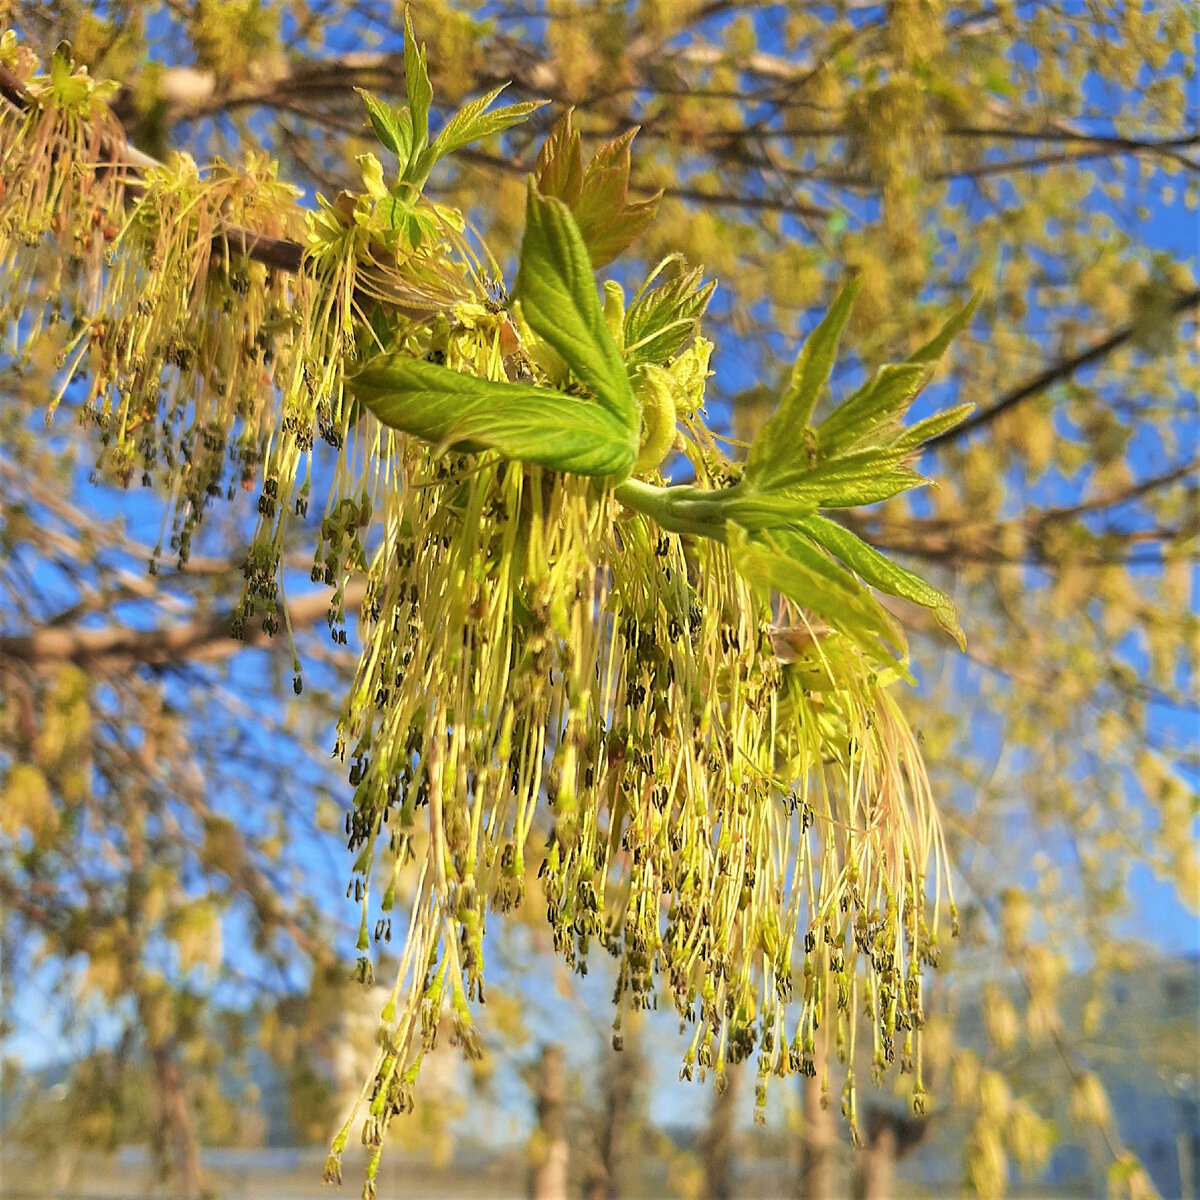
[
  {"left": 873, "top": 456, "right": 1199, "bottom": 549},
  {"left": 0, "top": 581, "right": 366, "bottom": 671},
  {"left": 929, "top": 289, "right": 1200, "bottom": 448}
]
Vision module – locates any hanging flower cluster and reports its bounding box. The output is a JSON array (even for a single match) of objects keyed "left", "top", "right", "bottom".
[{"left": 0, "top": 17, "right": 973, "bottom": 1194}]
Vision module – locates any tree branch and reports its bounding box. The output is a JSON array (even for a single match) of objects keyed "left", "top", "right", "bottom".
[
  {"left": 0, "top": 581, "right": 366, "bottom": 672},
  {"left": 928, "top": 288, "right": 1200, "bottom": 449}
]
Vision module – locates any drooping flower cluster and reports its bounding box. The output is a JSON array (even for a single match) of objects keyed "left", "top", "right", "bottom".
[{"left": 0, "top": 25, "right": 967, "bottom": 1194}]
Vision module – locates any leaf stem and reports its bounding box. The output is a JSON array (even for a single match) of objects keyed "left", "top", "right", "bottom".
[{"left": 613, "top": 478, "right": 729, "bottom": 541}]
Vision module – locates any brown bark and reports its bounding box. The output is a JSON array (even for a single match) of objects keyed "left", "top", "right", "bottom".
[
  {"left": 0, "top": 581, "right": 366, "bottom": 672},
  {"left": 0, "top": 62, "right": 302, "bottom": 270},
  {"left": 925, "top": 287, "right": 1200, "bottom": 448},
  {"left": 529, "top": 1044, "right": 568, "bottom": 1200},
  {"left": 796, "top": 1071, "right": 836, "bottom": 1200},
  {"left": 148, "top": 1043, "right": 206, "bottom": 1200},
  {"left": 582, "top": 1031, "right": 643, "bottom": 1200},
  {"left": 852, "top": 1106, "right": 931, "bottom": 1200},
  {"left": 699, "top": 1064, "right": 740, "bottom": 1200},
  {"left": 124, "top": 793, "right": 206, "bottom": 1200},
  {"left": 856, "top": 1118, "right": 896, "bottom": 1200}
]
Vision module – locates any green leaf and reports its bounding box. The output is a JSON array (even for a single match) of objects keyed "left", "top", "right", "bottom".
[
  {"left": 403, "top": 9, "right": 433, "bottom": 165},
  {"left": 803, "top": 466, "right": 927, "bottom": 509},
  {"left": 356, "top": 89, "right": 412, "bottom": 164},
  {"left": 757, "top": 445, "right": 919, "bottom": 505},
  {"left": 433, "top": 86, "right": 546, "bottom": 159},
  {"left": 892, "top": 402, "right": 975, "bottom": 453},
  {"left": 907, "top": 294, "right": 979, "bottom": 366},
  {"left": 679, "top": 444, "right": 927, "bottom": 531},
  {"left": 393, "top": 108, "right": 415, "bottom": 168},
  {"left": 812, "top": 297, "right": 976, "bottom": 459},
  {"left": 795, "top": 514, "right": 965, "bottom": 648},
  {"left": 727, "top": 525, "right": 906, "bottom": 666},
  {"left": 623, "top": 264, "right": 717, "bottom": 367},
  {"left": 713, "top": 470, "right": 922, "bottom": 530},
  {"left": 816, "top": 362, "right": 930, "bottom": 458},
  {"left": 357, "top": 153, "right": 388, "bottom": 200},
  {"left": 347, "top": 354, "right": 636, "bottom": 478},
  {"left": 745, "top": 277, "right": 862, "bottom": 487},
  {"left": 515, "top": 184, "right": 638, "bottom": 432}
]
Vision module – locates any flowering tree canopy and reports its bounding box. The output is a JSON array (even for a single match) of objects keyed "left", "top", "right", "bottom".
[{"left": 0, "top": 18, "right": 975, "bottom": 1191}]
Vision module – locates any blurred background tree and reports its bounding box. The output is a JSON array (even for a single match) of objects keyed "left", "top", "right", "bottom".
[{"left": 0, "top": 2, "right": 1195, "bottom": 1198}]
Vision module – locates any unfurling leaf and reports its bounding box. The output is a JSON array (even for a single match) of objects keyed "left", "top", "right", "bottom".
[
  {"left": 357, "top": 153, "right": 388, "bottom": 200},
  {"left": 745, "top": 276, "right": 862, "bottom": 487},
  {"left": 347, "top": 355, "right": 636, "bottom": 478},
  {"left": 355, "top": 89, "right": 414, "bottom": 164},
  {"left": 534, "top": 110, "right": 661, "bottom": 268},
  {"left": 351, "top": 188, "right": 641, "bottom": 478},
  {"left": 432, "top": 85, "right": 546, "bottom": 160},
  {"left": 815, "top": 362, "right": 930, "bottom": 458},
  {"left": 402, "top": 8, "right": 433, "bottom": 164},
  {"left": 362, "top": 30, "right": 545, "bottom": 192},
  {"left": 516, "top": 184, "right": 638, "bottom": 431},
  {"left": 893, "top": 402, "right": 975, "bottom": 453},
  {"left": 624, "top": 261, "right": 717, "bottom": 366},
  {"left": 908, "top": 294, "right": 979, "bottom": 366},
  {"left": 723, "top": 449, "right": 925, "bottom": 524}
]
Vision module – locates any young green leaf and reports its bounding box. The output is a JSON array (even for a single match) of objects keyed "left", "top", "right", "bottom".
[
  {"left": 892, "top": 402, "right": 975, "bottom": 453},
  {"left": 707, "top": 469, "right": 921, "bottom": 530},
  {"left": 624, "top": 265, "right": 717, "bottom": 367},
  {"left": 403, "top": 8, "right": 433, "bottom": 167},
  {"left": 347, "top": 354, "right": 636, "bottom": 478},
  {"left": 815, "top": 361, "right": 930, "bottom": 458},
  {"left": 802, "top": 465, "right": 927, "bottom": 509},
  {"left": 812, "top": 298, "right": 977, "bottom": 459},
  {"left": 750, "top": 445, "right": 920, "bottom": 507},
  {"left": 907, "top": 294, "right": 979, "bottom": 366},
  {"left": 745, "top": 276, "right": 862, "bottom": 487},
  {"left": 795, "top": 514, "right": 965, "bottom": 648},
  {"left": 355, "top": 89, "right": 413, "bottom": 164},
  {"left": 357, "top": 153, "right": 388, "bottom": 200},
  {"left": 727, "top": 524, "right": 907, "bottom": 666},
  {"left": 515, "top": 184, "right": 638, "bottom": 432},
  {"left": 433, "top": 86, "right": 546, "bottom": 160}
]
